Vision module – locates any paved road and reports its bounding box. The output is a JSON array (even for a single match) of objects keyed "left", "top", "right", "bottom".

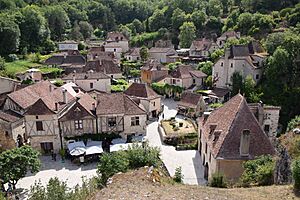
[{"left": 146, "top": 98, "right": 206, "bottom": 185}]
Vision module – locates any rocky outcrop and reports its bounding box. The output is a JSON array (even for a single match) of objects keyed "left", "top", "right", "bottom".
[{"left": 274, "top": 140, "right": 292, "bottom": 184}]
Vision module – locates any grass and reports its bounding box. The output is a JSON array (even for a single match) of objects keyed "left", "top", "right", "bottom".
[
  {"left": 161, "top": 119, "right": 196, "bottom": 137},
  {"left": 5, "top": 60, "right": 41, "bottom": 74}
]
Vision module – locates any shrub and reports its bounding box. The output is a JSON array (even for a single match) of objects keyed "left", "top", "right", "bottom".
[
  {"left": 7, "top": 54, "right": 18, "bottom": 62},
  {"left": 292, "top": 159, "right": 300, "bottom": 190},
  {"left": 209, "top": 173, "right": 227, "bottom": 188},
  {"left": 173, "top": 167, "right": 184, "bottom": 183},
  {"left": 240, "top": 155, "right": 275, "bottom": 186},
  {"left": 287, "top": 115, "right": 300, "bottom": 131}
]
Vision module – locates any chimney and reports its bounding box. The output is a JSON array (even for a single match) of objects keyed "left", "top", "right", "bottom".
[
  {"left": 49, "top": 84, "right": 53, "bottom": 92},
  {"left": 240, "top": 129, "right": 251, "bottom": 157},
  {"left": 62, "top": 89, "right": 67, "bottom": 104},
  {"left": 54, "top": 102, "right": 58, "bottom": 111},
  {"left": 92, "top": 102, "right": 96, "bottom": 111},
  {"left": 73, "top": 72, "right": 76, "bottom": 83}
]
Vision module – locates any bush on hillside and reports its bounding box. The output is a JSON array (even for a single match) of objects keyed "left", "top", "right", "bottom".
[
  {"left": 173, "top": 167, "right": 184, "bottom": 183},
  {"left": 292, "top": 159, "right": 300, "bottom": 190},
  {"left": 209, "top": 173, "right": 227, "bottom": 188}
]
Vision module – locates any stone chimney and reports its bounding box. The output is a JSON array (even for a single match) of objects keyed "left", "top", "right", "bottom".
[
  {"left": 49, "top": 84, "right": 53, "bottom": 92},
  {"left": 240, "top": 129, "right": 251, "bottom": 157},
  {"left": 92, "top": 102, "right": 96, "bottom": 111},
  {"left": 62, "top": 89, "right": 67, "bottom": 104},
  {"left": 54, "top": 102, "right": 58, "bottom": 111}
]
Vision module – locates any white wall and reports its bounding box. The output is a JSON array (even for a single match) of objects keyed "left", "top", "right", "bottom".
[
  {"left": 65, "top": 79, "right": 111, "bottom": 93},
  {"left": 58, "top": 43, "right": 78, "bottom": 51},
  {"left": 0, "top": 77, "right": 19, "bottom": 95},
  {"left": 123, "top": 114, "right": 147, "bottom": 135}
]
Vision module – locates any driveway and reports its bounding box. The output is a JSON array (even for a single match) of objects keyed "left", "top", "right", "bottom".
[{"left": 146, "top": 98, "right": 206, "bottom": 185}]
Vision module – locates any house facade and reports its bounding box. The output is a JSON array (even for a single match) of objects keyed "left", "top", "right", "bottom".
[
  {"left": 84, "top": 60, "right": 122, "bottom": 79},
  {"left": 198, "top": 94, "right": 275, "bottom": 181},
  {"left": 0, "top": 76, "right": 20, "bottom": 95},
  {"left": 141, "top": 60, "right": 168, "bottom": 84},
  {"left": 149, "top": 47, "right": 178, "bottom": 63},
  {"left": 58, "top": 40, "right": 78, "bottom": 51},
  {"left": 177, "top": 92, "right": 206, "bottom": 118},
  {"left": 62, "top": 71, "right": 111, "bottom": 93},
  {"left": 216, "top": 31, "right": 241, "bottom": 48},
  {"left": 212, "top": 41, "right": 267, "bottom": 89},
  {"left": 125, "top": 83, "right": 162, "bottom": 118},
  {"left": 125, "top": 48, "right": 141, "bottom": 62},
  {"left": 189, "top": 38, "right": 218, "bottom": 58}
]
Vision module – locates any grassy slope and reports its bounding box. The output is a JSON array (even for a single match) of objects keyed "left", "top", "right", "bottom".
[{"left": 91, "top": 168, "right": 298, "bottom": 200}]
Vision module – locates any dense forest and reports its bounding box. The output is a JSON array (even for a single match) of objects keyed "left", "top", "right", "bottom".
[{"left": 0, "top": 0, "right": 299, "bottom": 129}]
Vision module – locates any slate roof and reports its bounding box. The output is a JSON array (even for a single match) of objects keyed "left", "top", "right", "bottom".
[
  {"left": 106, "top": 32, "right": 128, "bottom": 41},
  {"left": 178, "top": 92, "right": 203, "bottom": 109},
  {"left": 220, "top": 31, "right": 240, "bottom": 39},
  {"left": 62, "top": 71, "right": 110, "bottom": 80},
  {"left": 211, "top": 87, "right": 230, "bottom": 98},
  {"left": 96, "top": 93, "right": 146, "bottom": 115},
  {"left": 44, "top": 55, "right": 86, "bottom": 65},
  {"left": 126, "top": 48, "right": 141, "bottom": 56},
  {"left": 149, "top": 47, "right": 175, "bottom": 54},
  {"left": 84, "top": 60, "right": 121, "bottom": 74},
  {"left": 170, "top": 65, "right": 207, "bottom": 79},
  {"left": 125, "top": 83, "right": 160, "bottom": 99},
  {"left": 201, "top": 94, "right": 275, "bottom": 160},
  {"left": 229, "top": 41, "right": 266, "bottom": 58}
]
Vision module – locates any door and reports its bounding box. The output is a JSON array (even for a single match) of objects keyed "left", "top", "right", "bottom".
[
  {"left": 204, "top": 163, "right": 209, "bottom": 181},
  {"left": 41, "top": 142, "right": 53, "bottom": 154}
]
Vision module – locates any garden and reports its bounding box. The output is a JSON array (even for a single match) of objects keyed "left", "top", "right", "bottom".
[{"left": 160, "top": 118, "right": 198, "bottom": 150}]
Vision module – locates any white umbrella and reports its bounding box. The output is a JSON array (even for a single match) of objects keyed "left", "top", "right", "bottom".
[
  {"left": 85, "top": 146, "right": 103, "bottom": 155},
  {"left": 69, "top": 147, "right": 86, "bottom": 156}
]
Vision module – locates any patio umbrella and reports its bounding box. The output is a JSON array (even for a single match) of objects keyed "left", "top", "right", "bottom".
[{"left": 69, "top": 147, "right": 86, "bottom": 156}]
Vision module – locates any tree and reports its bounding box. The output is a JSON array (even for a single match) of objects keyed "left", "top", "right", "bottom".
[
  {"left": 171, "top": 8, "right": 187, "bottom": 30},
  {"left": 292, "top": 159, "right": 300, "bottom": 190},
  {"left": 191, "top": 10, "right": 206, "bottom": 30},
  {"left": 78, "top": 21, "right": 93, "bottom": 40},
  {"left": 131, "top": 19, "right": 144, "bottom": 33},
  {"left": 45, "top": 5, "right": 70, "bottom": 41},
  {"left": 179, "top": 22, "right": 196, "bottom": 48},
  {"left": 149, "top": 9, "right": 167, "bottom": 32},
  {"left": 0, "top": 145, "right": 40, "bottom": 190},
  {"left": 237, "top": 12, "right": 253, "bottom": 35},
  {"left": 243, "top": 75, "right": 263, "bottom": 103},
  {"left": 231, "top": 71, "right": 243, "bottom": 96},
  {"left": 70, "top": 21, "right": 83, "bottom": 41},
  {"left": 198, "top": 61, "right": 213, "bottom": 75},
  {"left": 139, "top": 46, "right": 148, "bottom": 61},
  {"left": 0, "top": 16, "right": 20, "bottom": 55},
  {"left": 207, "top": 0, "right": 223, "bottom": 17},
  {"left": 0, "top": 56, "right": 5, "bottom": 71}
]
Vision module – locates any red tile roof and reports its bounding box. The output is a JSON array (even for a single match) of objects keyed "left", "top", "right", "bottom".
[
  {"left": 200, "top": 94, "right": 275, "bottom": 160},
  {"left": 125, "top": 83, "right": 160, "bottom": 99},
  {"left": 178, "top": 92, "right": 203, "bottom": 109}
]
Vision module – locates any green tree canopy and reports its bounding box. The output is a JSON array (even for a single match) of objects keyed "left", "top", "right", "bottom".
[
  {"left": 0, "top": 16, "right": 20, "bottom": 55},
  {"left": 179, "top": 21, "right": 196, "bottom": 48}
]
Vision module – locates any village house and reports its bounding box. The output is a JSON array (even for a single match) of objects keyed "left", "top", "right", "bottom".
[
  {"left": 159, "top": 65, "right": 207, "bottom": 89},
  {"left": 87, "top": 46, "right": 115, "bottom": 61},
  {"left": 248, "top": 103, "right": 281, "bottom": 138},
  {"left": 177, "top": 92, "right": 206, "bottom": 118},
  {"left": 141, "top": 60, "right": 168, "bottom": 84},
  {"left": 189, "top": 38, "right": 219, "bottom": 58},
  {"left": 62, "top": 71, "right": 111, "bottom": 93},
  {"left": 84, "top": 60, "right": 122, "bottom": 79},
  {"left": 125, "top": 83, "right": 162, "bottom": 118},
  {"left": 216, "top": 31, "right": 241, "bottom": 48},
  {"left": 198, "top": 94, "right": 275, "bottom": 181},
  {"left": 155, "top": 40, "right": 174, "bottom": 48},
  {"left": 104, "top": 32, "right": 129, "bottom": 60},
  {"left": 58, "top": 40, "right": 78, "bottom": 51},
  {"left": 149, "top": 47, "right": 178, "bottom": 63},
  {"left": 96, "top": 93, "right": 147, "bottom": 139},
  {"left": 125, "top": 48, "right": 141, "bottom": 62},
  {"left": 0, "top": 76, "right": 21, "bottom": 95},
  {"left": 17, "top": 68, "right": 43, "bottom": 83},
  {"left": 212, "top": 41, "right": 267, "bottom": 89}
]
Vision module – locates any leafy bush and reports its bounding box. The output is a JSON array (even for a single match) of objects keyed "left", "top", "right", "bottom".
[
  {"left": 7, "top": 54, "right": 18, "bottom": 62},
  {"left": 240, "top": 155, "right": 275, "bottom": 186},
  {"left": 292, "top": 159, "right": 300, "bottom": 190},
  {"left": 209, "top": 173, "right": 227, "bottom": 188},
  {"left": 287, "top": 115, "right": 300, "bottom": 131},
  {"left": 151, "top": 83, "right": 165, "bottom": 95},
  {"left": 173, "top": 167, "right": 184, "bottom": 183},
  {"left": 210, "top": 103, "right": 223, "bottom": 109}
]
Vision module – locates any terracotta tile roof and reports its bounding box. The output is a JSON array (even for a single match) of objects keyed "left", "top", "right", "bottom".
[
  {"left": 170, "top": 65, "right": 206, "bottom": 79},
  {"left": 0, "top": 110, "right": 22, "bottom": 122},
  {"left": 220, "top": 31, "right": 240, "bottom": 39},
  {"left": 84, "top": 60, "right": 121, "bottom": 75},
  {"left": 44, "top": 55, "right": 86, "bottom": 65},
  {"left": 96, "top": 93, "right": 146, "bottom": 115},
  {"left": 229, "top": 41, "right": 266, "bottom": 58},
  {"left": 107, "top": 32, "right": 128, "bottom": 41},
  {"left": 62, "top": 71, "right": 110, "bottom": 80},
  {"left": 149, "top": 47, "right": 175, "bottom": 54},
  {"left": 178, "top": 92, "right": 203, "bottom": 109},
  {"left": 25, "top": 99, "right": 55, "bottom": 115},
  {"left": 211, "top": 87, "right": 230, "bottom": 98},
  {"left": 191, "top": 38, "right": 212, "bottom": 51},
  {"left": 125, "top": 83, "right": 160, "bottom": 99},
  {"left": 141, "top": 60, "right": 167, "bottom": 71},
  {"left": 201, "top": 94, "right": 275, "bottom": 160},
  {"left": 126, "top": 48, "right": 141, "bottom": 56}
]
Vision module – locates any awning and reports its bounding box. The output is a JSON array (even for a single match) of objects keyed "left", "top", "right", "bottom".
[
  {"left": 69, "top": 147, "right": 86, "bottom": 156},
  {"left": 110, "top": 143, "right": 129, "bottom": 152},
  {"left": 67, "top": 141, "right": 85, "bottom": 152},
  {"left": 86, "top": 141, "right": 103, "bottom": 155}
]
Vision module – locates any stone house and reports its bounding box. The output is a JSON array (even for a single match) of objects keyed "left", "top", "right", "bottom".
[
  {"left": 141, "top": 60, "right": 168, "bottom": 84},
  {"left": 159, "top": 65, "right": 207, "bottom": 89},
  {"left": 17, "top": 68, "right": 43, "bottom": 83},
  {"left": 189, "top": 38, "right": 219, "bottom": 58},
  {"left": 149, "top": 47, "right": 178, "bottom": 63},
  {"left": 125, "top": 48, "right": 141, "bottom": 62},
  {"left": 177, "top": 92, "right": 206, "bottom": 118},
  {"left": 96, "top": 93, "right": 147, "bottom": 139},
  {"left": 58, "top": 40, "right": 78, "bottom": 51},
  {"left": 87, "top": 46, "right": 115, "bottom": 61},
  {"left": 62, "top": 71, "right": 111, "bottom": 93},
  {"left": 248, "top": 103, "right": 281, "bottom": 138},
  {"left": 83, "top": 60, "right": 122, "bottom": 79},
  {"left": 104, "top": 32, "right": 129, "bottom": 60},
  {"left": 216, "top": 31, "right": 241, "bottom": 48},
  {"left": 0, "top": 76, "right": 20, "bottom": 95},
  {"left": 212, "top": 41, "right": 267, "bottom": 89},
  {"left": 198, "top": 94, "right": 275, "bottom": 181},
  {"left": 125, "top": 83, "right": 162, "bottom": 118},
  {"left": 155, "top": 40, "right": 174, "bottom": 48}
]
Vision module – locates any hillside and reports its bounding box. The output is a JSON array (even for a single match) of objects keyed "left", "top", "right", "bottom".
[{"left": 91, "top": 167, "right": 298, "bottom": 200}]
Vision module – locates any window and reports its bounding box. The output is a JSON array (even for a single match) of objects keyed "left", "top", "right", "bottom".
[
  {"left": 230, "top": 63, "right": 233, "bottom": 68},
  {"left": 209, "top": 153, "right": 212, "bottom": 163},
  {"left": 221, "top": 62, "right": 223, "bottom": 67},
  {"left": 36, "top": 116, "right": 39, "bottom": 119},
  {"left": 90, "top": 82, "right": 93, "bottom": 89},
  {"left": 153, "top": 102, "right": 156, "bottom": 106},
  {"left": 108, "top": 117, "right": 117, "bottom": 127},
  {"left": 36, "top": 121, "right": 43, "bottom": 131},
  {"left": 74, "top": 120, "right": 83, "bottom": 130},
  {"left": 114, "top": 48, "right": 116, "bottom": 52},
  {"left": 264, "top": 124, "right": 270, "bottom": 133},
  {"left": 215, "top": 72, "right": 219, "bottom": 77},
  {"left": 193, "top": 78, "right": 196, "bottom": 84},
  {"left": 256, "top": 74, "right": 260, "bottom": 80},
  {"left": 205, "top": 143, "right": 208, "bottom": 154},
  {"left": 131, "top": 116, "right": 140, "bottom": 126}
]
